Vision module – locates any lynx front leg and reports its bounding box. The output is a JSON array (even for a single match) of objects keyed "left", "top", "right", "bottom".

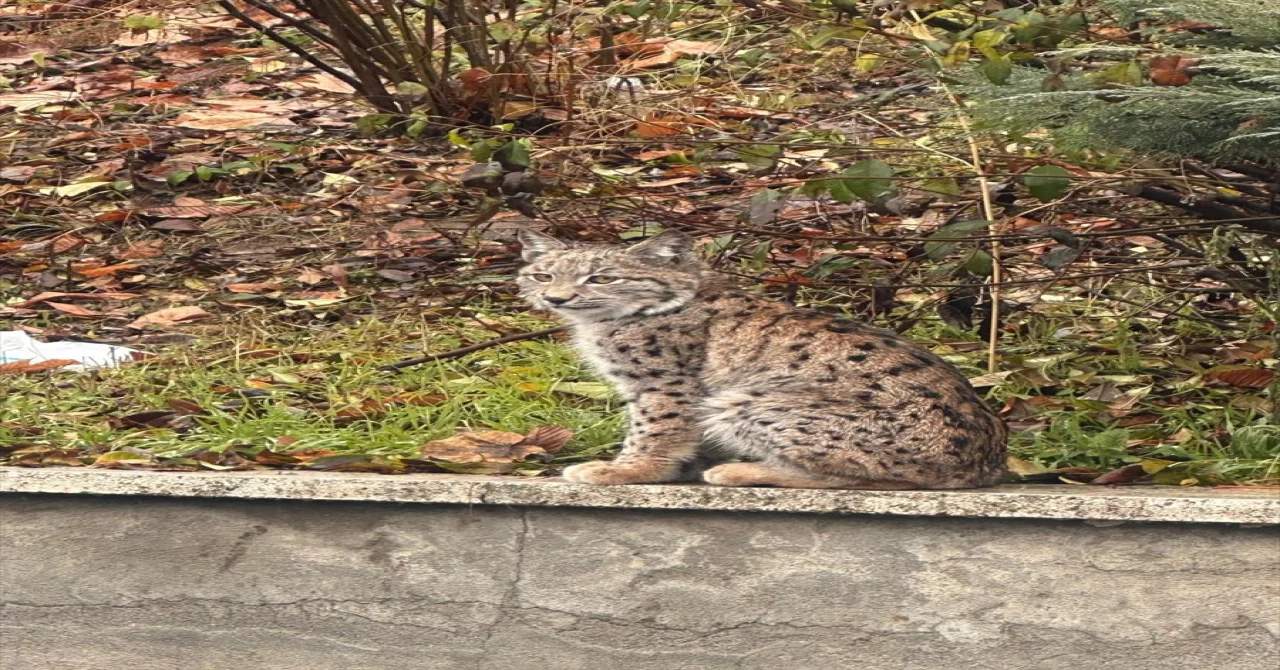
[{"left": 562, "top": 382, "right": 702, "bottom": 485}]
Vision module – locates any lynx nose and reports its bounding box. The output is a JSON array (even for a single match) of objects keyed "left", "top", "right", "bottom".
[{"left": 544, "top": 295, "right": 574, "bottom": 306}]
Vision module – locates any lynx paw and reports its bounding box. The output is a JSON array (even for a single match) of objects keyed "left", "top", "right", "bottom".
[{"left": 561, "top": 460, "right": 677, "bottom": 485}]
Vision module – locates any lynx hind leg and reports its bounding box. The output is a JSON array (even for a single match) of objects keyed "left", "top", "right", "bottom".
[
  {"left": 702, "top": 462, "right": 919, "bottom": 490},
  {"left": 700, "top": 391, "right": 927, "bottom": 490}
]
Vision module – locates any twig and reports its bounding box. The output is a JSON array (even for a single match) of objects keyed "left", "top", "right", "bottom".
[
  {"left": 215, "top": 0, "right": 365, "bottom": 93},
  {"left": 378, "top": 326, "right": 568, "bottom": 371},
  {"left": 936, "top": 81, "right": 1001, "bottom": 373}
]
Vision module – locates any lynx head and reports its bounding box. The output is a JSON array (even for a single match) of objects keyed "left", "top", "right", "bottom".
[{"left": 516, "top": 228, "right": 704, "bottom": 321}]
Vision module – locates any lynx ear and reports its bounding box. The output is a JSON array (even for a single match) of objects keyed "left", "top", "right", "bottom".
[
  {"left": 517, "top": 228, "right": 567, "bottom": 262},
  {"left": 627, "top": 229, "right": 694, "bottom": 264}
]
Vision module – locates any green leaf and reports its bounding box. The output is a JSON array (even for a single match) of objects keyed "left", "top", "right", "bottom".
[
  {"left": 355, "top": 113, "right": 395, "bottom": 134},
  {"left": 471, "top": 141, "right": 497, "bottom": 162},
  {"left": 622, "top": 0, "right": 651, "bottom": 19},
  {"left": 447, "top": 130, "right": 470, "bottom": 149},
  {"left": 1095, "top": 61, "right": 1143, "bottom": 87},
  {"left": 123, "top": 14, "right": 164, "bottom": 30},
  {"left": 827, "top": 178, "right": 856, "bottom": 203},
  {"left": 839, "top": 159, "right": 896, "bottom": 201},
  {"left": 855, "top": 53, "right": 881, "bottom": 72},
  {"left": 194, "top": 165, "right": 218, "bottom": 182},
  {"left": 963, "top": 249, "right": 994, "bottom": 276},
  {"left": 737, "top": 144, "right": 782, "bottom": 170},
  {"left": 95, "top": 451, "right": 152, "bottom": 464},
  {"left": 493, "top": 139, "right": 532, "bottom": 171},
  {"left": 972, "top": 28, "right": 1006, "bottom": 52},
  {"left": 166, "top": 170, "right": 194, "bottom": 186},
  {"left": 920, "top": 177, "right": 962, "bottom": 198},
  {"left": 942, "top": 41, "right": 971, "bottom": 68},
  {"left": 924, "top": 220, "right": 992, "bottom": 260},
  {"left": 978, "top": 54, "right": 1013, "bottom": 85},
  {"left": 406, "top": 119, "right": 429, "bottom": 138},
  {"left": 800, "top": 177, "right": 830, "bottom": 197},
  {"left": 1023, "top": 165, "right": 1072, "bottom": 202},
  {"left": 396, "top": 81, "right": 428, "bottom": 96}
]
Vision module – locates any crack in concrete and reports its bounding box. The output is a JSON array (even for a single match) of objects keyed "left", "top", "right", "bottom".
[{"left": 475, "top": 508, "right": 531, "bottom": 670}]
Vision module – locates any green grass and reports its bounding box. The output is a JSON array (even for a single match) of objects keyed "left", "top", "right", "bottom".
[
  {"left": 3, "top": 297, "right": 1276, "bottom": 484},
  {"left": 1, "top": 314, "right": 625, "bottom": 472}
]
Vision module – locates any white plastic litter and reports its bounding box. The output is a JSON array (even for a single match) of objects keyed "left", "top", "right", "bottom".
[{"left": 0, "top": 330, "right": 143, "bottom": 370}]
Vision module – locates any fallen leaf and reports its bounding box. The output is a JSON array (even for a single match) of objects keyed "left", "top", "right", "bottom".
[
  {"left": 281, "top": 73, "right": 357, "bottom": 94},
  {"left": 173, "top": 110, "right": 297, "bottom": 130},
  {"left": 519, "top": 425, "right": 574, "bottom": 453},
  {"left": 548, "top": 381, "right": 615, "bottom": 399},
  {"left": 1005, "top": 456, "right": 1050, "bottom": 477},
  {"left": 1204, "top": 367, "right": 1277, "bottom": 389},
  {"left": 14, "top": 292, "right": 141, "bottom": 308},
  {"left": 79, "top": 263, "right": 141, "bottom": 279},
  {"left": 283, "top": 291, "right": 348, "bottom": 307},
  {"left": 375, "top": 269, "right": 414, "bottom": 283},
  {"left": 322, "top": 263, "right": 349, "bottom": 287},
  {"left": 143, "top": 204, "right": 248, "bottom": 219},
  {"left": 226, "top": 283, "right": 284, "bottom": 294},
  {"left": 297, "top": 268, "right": 326, "bottom": 284},
  {"left": 45, "top": 302, "right": 102, "bottom": 317},
  {"left": 421, "top": 425, "right": 570, "bottom": 463},
  {"left": 636, "top": 115, "right": 688, "bottom": 137},
  {"left": 128, "top": 306, "right": 212, "bottom": 329},
  {"left": 967, "top": 371, "right": 1014, "bottom": 388},
  {"left": 120, "top": 240, "right": 166, "bottom": 259},
  {"left": 629, "top": 38, "right": 721, "bottom": 68},
  {"left": 0, "top": 91, "right": 79, "bottom": 112},
  {"left": 150, "top": 219, "right": 204, "bottom": 232},
  {"left": 49, "top": 181, "right": 113, "bottom": 198},
  {"left": 1149, "top": 55, "right": 1198, "bottom": 86},
  {"left": 1090, "top": 464, "right": 1147, "bottom": 485},
  {"left": 0, "top": 358, "right": 80, "bottom": 374}
]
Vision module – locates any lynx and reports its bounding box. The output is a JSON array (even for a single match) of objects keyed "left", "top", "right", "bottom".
[{"left": 516, "top": 228, "right": 1007, "bottom": 489}]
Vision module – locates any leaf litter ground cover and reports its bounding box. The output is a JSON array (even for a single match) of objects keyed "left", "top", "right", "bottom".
[{"left": 1, "top": 1, "right": 1276, "bottom": 486}]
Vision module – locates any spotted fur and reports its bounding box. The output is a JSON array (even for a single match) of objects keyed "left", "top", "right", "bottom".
[{"left": 516, "top": 228, "right": 1008, "bottom": 489}]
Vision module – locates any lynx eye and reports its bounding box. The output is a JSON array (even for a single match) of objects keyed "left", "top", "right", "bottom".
[
  {"left": 584, "top": 275, "right": 621, "bottom": 285},
  {"left": 529, "top": 273, "right": 553, "bottom": 282}
]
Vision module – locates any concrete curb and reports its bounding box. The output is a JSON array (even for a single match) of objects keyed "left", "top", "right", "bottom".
[{"left": 2, "top": 467, "right": 1277, "bottom": 524}]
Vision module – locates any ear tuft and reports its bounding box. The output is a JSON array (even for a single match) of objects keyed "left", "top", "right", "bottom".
[
  {"left": 626, "top": 229, "right": 694, "bottom": 264},
  {"left": 517, "top": 228, "right": 567, "bottom": 262}
]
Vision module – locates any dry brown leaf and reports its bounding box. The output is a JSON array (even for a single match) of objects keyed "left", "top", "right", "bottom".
[
  {"left": 460, "top": 67, "right": 493, "bottom": 92},
  {"left": 226, "top": 283, "right": 283, "bottom": 294},
  {"left": 120, "top": 240, "right": 165, "bottom": 259},
  {"left": 420, "top": 425, "right": 571, "bottom": 464},
  {"left": 322, "top": 263, "right": 349, "bottom": 288},
  {"left": 281, "top": 73, "right": 357, "bottom": 94},
  {"left": 142, "top": 205, "right": 248, "bottom": 219},
  {"left": 45, "top": 302, "right": 102, "bottom": 317},
  {"left": 296, "top": 268, "right": 326, "bottom": 285},
  {"left": 173, "top": 110, "right": 297, "bottom": 131},
  {"left": 0, "top": 359, "right": 80, "bottom": 374},
  {"left": 628, "top": 38, "right": 721, "bottom": 68},
  {"left": 635, "top": 116, "right": 687, "bottom": 138},
  {"left": 421, "top": 430, "right": 532, "bottom": 463},
  {"left": 1149, "top": 55, "right": 1198, "bottom": 87},
  {"left": 520, "top": 425, "right": 574, "bottom": 453},
  {"left": 14, "top": 291, "right": 141, "bottom": 308},
  {"left": 0, "top": 91, "right": 78, "bottom": 112},
  {"left": 128, "top": 306, "right": 212, "bottom": 329},
  {"left": 79, "top": 263, "right": 141, "bottom": 279},
  {"left": 1204, "top": 367, "right": 1277, "bottom": 389}
]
